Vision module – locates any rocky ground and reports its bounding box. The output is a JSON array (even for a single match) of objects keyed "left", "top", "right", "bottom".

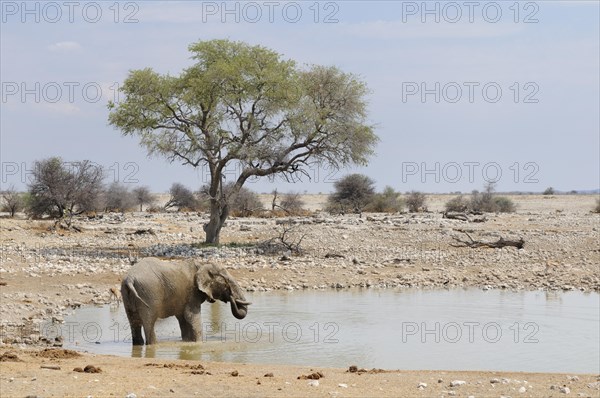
[{"left": 0, "top": 194, "right": 599, "bottom": 396}]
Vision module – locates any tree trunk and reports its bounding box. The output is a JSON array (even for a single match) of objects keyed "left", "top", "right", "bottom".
[{"left": 204, "top": 200, "right": 229, "bottom": 244}]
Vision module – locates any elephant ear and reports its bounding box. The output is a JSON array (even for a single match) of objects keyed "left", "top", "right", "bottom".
[{"left": 195, "top": 265, "right": 217, "bottom": 303}]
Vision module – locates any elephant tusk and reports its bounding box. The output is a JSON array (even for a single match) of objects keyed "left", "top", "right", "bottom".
[{"left": 235, "top": 299, "right": 252, "bottom": 306}]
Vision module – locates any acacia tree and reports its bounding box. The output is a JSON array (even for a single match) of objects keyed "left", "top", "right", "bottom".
[{"left": 109, "top": 39, "right": 378, "bottom": 243}]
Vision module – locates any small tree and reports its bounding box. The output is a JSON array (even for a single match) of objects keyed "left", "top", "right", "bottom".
[
  {"left": 327, "top": 174, "right": 375, "bottom": 216},
  {"left": 365, "top": 186, "right": 403, "bottom": 213},
  {"left": 543, "top": 187, "right": 555, "bottom": 195},
  {"left": 1, "top": 186, "right": 25, "bottom": 217},
  {"left": 132, "top": 186, "right": 155, "bottom": 211},
  {"left": 104, "top": 182, "right": 136, "bottom": 212},
  {"left": 165, "top": 183, "right": 198, "bottom": 211},
  {"left": 27, "top": 157, "right": 104, "bottom": 221},
  {"left": 406, "top": 191, "right": 427, "bottom": 212}
]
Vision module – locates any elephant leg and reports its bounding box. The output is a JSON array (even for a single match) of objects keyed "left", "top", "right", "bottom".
[
  {"left": 177, "top": 315, "right": 194, "bottom": 342},
  {"left": 142, "top": 316, "right": 157, "bottom": 345},
  {"left": 184, "top": 301, "right": 202, "bottom": 342},
  {"left": 123, "top": 301, "right": 144, "bottom": 346},
  {"left": 130, "top": 323, "right": 144, "bottom": 346}
]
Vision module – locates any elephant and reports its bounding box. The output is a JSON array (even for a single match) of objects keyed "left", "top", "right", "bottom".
[{"left": 121, "top": 257, "right": 251, "bottom": 345}]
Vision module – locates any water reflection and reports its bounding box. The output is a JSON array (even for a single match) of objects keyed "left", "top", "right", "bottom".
[{"left": 63, "top": 288, "right": 600, "bottom": 373}]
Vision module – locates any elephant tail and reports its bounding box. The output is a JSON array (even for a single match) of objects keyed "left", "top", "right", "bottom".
[{"left": 124, "top": 278, "right": 150, "bottom": 308}]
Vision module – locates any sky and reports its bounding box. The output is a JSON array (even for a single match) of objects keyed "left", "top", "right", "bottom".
[{"left": 1, "top": 0, "right": 599, "bottom": 194}]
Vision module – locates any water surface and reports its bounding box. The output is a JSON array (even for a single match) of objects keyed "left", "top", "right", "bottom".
[{"left": 62, "top": 288, "right": 600, "bottom": 373}]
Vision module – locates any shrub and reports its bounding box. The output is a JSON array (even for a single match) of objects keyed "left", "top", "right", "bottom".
[
  {"left": 103, "top": 182, "right": 136, "bottom": 212},
  {"left": 365, "top": 186, "right": 403, "bottom": 213},
  {"left": 543, "top": 187, "right": 555, "bottom": 195},
  {"left": 327, "top": 174, "right": 375, "bottom": 215},
  {"left": 229, "top": 186, "right": 264, "bottom": 216},
  {"left": 444, "top": 195, "right": 469, "bottom": 213},
  {"left": 165, "top": 183, "right": 199, "bottom": 211},
  {"left": 470, "top": 183, "right": 515, "bottom": 213},
  {"left": 594, "top": 198, "right": 600, "bottom": 213},
  {"left": 406, "top": 191, "right": 427, "bottom": 213},
  {"left": 493, "top": 196, "right": 516, "bottom": 213},
  {"left": 279, "top": 192, "right": 305, "bottom": 214}
]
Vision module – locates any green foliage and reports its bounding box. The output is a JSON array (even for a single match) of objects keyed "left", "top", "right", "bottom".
[
  {"left": 365, "top": 186, "right": 404, "bottom": 213},
  {"left": 108, "top": 39, "right": 378, "bottom": 242},
  {"left": 327, "top": 174, "right": 375, "bottom": 214},
  {"left": 406, "top": 191, "right": 427, "bottom": 213}
]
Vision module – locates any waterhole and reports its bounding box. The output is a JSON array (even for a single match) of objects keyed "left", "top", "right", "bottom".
[{"left": 61, "top": 288, "right": 599, "bottom": 373}]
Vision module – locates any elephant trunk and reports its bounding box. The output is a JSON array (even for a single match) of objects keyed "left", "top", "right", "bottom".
[{"left": 229, "top": 296, "right": 249, "bottom": 319}]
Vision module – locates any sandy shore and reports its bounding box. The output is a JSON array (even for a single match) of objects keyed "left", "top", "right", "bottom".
[{"left": 1, "top": 194, "right": 599, "bottom": 396}]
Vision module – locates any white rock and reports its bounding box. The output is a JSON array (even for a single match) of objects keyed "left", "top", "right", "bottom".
[
  {"left": 450, "top": 380, "right": 466, "bottom": 387},
  {"left": 126, "top": 394, "right": 137, "bottom": 398},
  {"left": 519, "top": 386, "right": 527, "bottom": 393},
  {"left": 417, "top": 382, "right": 427, "bottom": 389},
  {"left": 308, "top": 380, "right": 319, "bottom": 387},
  {"left": 338, "top": 383, "right": 348, "bottom": 388},
  {"left": 559, "top": 386, "right": 570, "bottom": 394}
]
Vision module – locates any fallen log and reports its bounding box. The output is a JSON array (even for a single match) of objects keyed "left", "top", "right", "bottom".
[{"left": 451, "top": 232, "right": 524, "bottom": 249}]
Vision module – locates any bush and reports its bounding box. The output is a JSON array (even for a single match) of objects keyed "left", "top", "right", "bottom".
[
  {"left": 165, "top": 183, "right": 199, "bottom": 211},
  {"left": 444, "top": 195, "right": 469, "bottom": 213},
  {"left": 279, "top": 192, "right": 305, "bottom": 214},
  {"left": 103, "top": 182, "right": 136, "bottom": 212},
  {"left": 406, "top": 191, "right": 427, "bottom": 213},
  {"left": 327, "top": 174, "right": 375, "bottom": 215},
  {"left": 543, "top": 187, "right": 555, "bottom": 195},
  {"left": 1, "top": 186, "right": 25, "bottom": 217},
  {"left": 594, "top": 198, "right": 600, "bottom": 213},
  {"left": 470, "top": 183, "right": 515, "bottom": 213},
  {"left": 229, "top": 186, "right": 264, "bottom": 216},
  {"left": 365, "top": 186, "right": 403, "bottom": 213},
  {"left": 27, "top": 157, "right": 104, "bottom": 219},
  {"left": 493, "top": 196, "right": 516, "bottom": 213}
]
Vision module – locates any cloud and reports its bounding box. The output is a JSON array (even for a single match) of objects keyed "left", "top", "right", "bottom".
[{"left": 47, "top": 41, "right": 82, "bottom": 52}]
